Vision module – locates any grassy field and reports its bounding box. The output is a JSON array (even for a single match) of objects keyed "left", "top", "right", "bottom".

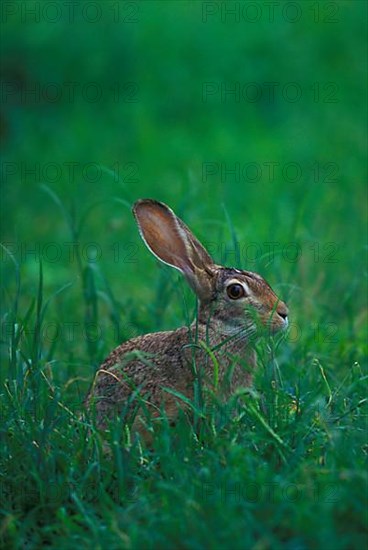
[{"left": 1, "top": 1, "right": 367, "bottom": 548}]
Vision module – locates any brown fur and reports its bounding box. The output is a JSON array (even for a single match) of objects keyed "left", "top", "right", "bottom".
[{"left": 86, "top": 200, "right": 288, "bottom": 439}]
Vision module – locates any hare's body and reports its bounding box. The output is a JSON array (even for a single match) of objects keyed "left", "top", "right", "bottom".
[
  {"left": 88, "top": 320, "right": 255, "bottom": 431},
  {"left": 86, "top": 200, "right": 288, "bottom": 436}
]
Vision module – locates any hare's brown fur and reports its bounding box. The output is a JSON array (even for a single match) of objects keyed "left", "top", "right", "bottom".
[
  {"left": 87, "top": 321, "right": 256, "bottom": 432},
  {"left": 86, "top": 200, "right": 288, "bottom": 437}
]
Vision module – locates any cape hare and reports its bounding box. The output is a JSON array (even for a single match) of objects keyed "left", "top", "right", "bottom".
[{"left": 86, "top": 199, "right": 288, "bottom": 437}]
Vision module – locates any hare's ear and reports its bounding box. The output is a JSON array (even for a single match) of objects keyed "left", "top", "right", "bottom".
[{"left": 133, "top": 199, "right": 215, "bottom": 301}]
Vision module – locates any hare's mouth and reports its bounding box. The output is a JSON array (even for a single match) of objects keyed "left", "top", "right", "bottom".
[{"left": 243, "top": 307, "right": 288, "bottom": 337}]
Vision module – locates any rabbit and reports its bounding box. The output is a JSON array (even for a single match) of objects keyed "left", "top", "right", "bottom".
[{"left": 86, "top": 199, "right": 288, "bottom": 438}]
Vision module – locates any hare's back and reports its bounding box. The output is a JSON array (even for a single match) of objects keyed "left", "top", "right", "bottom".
[{"left": 87, "top": 326, "right": 195, "bottom": 423}]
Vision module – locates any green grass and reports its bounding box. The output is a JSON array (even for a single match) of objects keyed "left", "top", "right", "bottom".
[
  {"left": 1, "top": 256, "right": 367, "bottom": 549},
  {"left": 1, "top": 1, "right": 367, "bottom": 548}
]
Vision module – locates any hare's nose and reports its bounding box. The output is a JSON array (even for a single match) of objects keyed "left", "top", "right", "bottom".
[
  {"left": 277, "top": 303, "right": 289, "bottom": 322},
  {"left": 278, "top": 311, "right": 288, "bottom": 321}
]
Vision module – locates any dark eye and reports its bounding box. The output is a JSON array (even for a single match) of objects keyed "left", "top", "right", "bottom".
[{"left": 226, "top": 283, "right": 245, "bottom": 300}]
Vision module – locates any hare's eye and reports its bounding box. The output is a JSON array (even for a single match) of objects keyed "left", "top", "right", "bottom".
[{"left": 227, "top": 283, "right": 245, "bottom": 300}]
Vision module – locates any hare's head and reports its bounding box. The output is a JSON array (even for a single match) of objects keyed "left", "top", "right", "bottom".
[{"left": 133, "top": 199, "right": 288, "bottom": 338}]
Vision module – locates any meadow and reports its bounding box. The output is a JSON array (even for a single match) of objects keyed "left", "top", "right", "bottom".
[{"left": 1, "top": 1, "right": 367, "bottom": 548}]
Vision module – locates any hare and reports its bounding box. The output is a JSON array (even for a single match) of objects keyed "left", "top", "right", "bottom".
[{"left": 86, "top": 199, "right": 288, "bottom": 437}]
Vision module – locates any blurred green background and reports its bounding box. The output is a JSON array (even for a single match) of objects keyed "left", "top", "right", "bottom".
[{"left": 1, "top": 0, "right": 367, "bottom": 377}]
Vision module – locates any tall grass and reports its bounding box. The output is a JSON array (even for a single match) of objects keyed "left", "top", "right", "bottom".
[{"left": 1, "top": 200, "right": 367, "bottom": 548}]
